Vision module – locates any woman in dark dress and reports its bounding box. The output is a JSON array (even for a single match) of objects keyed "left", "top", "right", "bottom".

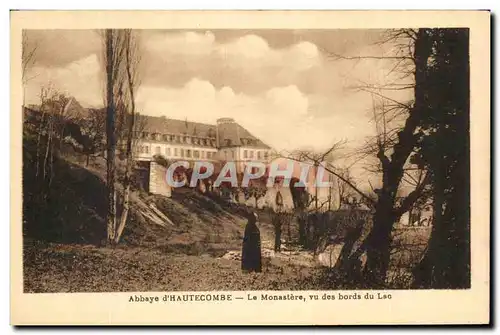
[{"left": 241, "top": 212, "right": 262, "bottom": 273}]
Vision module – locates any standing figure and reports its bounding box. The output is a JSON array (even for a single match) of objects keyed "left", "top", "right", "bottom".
[
  {"left": 275, "top": 190, "right": 284, "bottom": 211},
  {"left": 241, "top": 211, "right": 262, "bottom": 273},
  {"left": 272, "top": 211, "right": 283, "bottom": 252}
]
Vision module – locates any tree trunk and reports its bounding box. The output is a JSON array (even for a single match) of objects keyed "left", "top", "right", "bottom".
[
  {"left": 412, "top": 29, "right": 470, "bottom": 289},
  {"left": 363, "top": 201, "right": 395, "bottom": 287},
  {"left": 48, "top": 125, "right": 56, "bottom": 190},
  {"left": 412, "top": 173, "right": 444, "bottom": 288},
  {"left": 105, "top": 29, "right": 117, "bottom": 244},
  {"left": 114, "top": 111, "right": 135, "bottom": 243},
  {"left": 114, "top": 30, "right": 137, "bottom": 244},
  {"left": 42, "top": 120, "right": 53, "bottom": 188},
  {"left": 362, "top": 29, "right": 434, "bottom": 288},
  {"left": 330, "top": 213, "right": 368, "bottom": 286},
  {"left": 414, "top": 163, "right": 470, "bottom": 289},
  {"left": 35, "top": 113, "right": 46, "bottom": 179},
  {"left": 287, "top": 215, "right": 291, "bottom": 243},
  {"left": 298, "top": 212, "right": 306, "bottom": 245},
  {"left": 114, "top": 183, "right": 130, "bottom": 244}
]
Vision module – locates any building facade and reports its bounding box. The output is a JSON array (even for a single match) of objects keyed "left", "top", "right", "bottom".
[{"left": 133, "top": 116, "right": 272, "bottom": 173}]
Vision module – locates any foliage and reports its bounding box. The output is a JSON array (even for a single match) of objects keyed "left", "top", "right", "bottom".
[{"left": 411, "top": 29, "right": 470, "bottom": 288}]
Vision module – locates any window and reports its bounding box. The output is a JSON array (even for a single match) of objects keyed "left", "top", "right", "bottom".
[
  {"left": 180, "top": 149, "right": 184, "bottom": 157},
  {"left": 249, "top": 150, "right": 254, "bottom": 159},
  {"left": 144, "top": 146, "right": 149, "bottom": 154},
  {"left": 264, "top": 151, "right": 269, "bottom": 159},
  {"left": 257, "top": 151, "right": 261, "bottom": 159},
  {"left": 174, "top": 148, "right": 178, "bottom": 156},
  {"left": 194, "top": 150, "right": 200, "bottom": 159},
  {"left": 231, "top": 151, "right": 235, "bottom": 159},
  {"left": 155, "top": 146, "right": 161, "bottom": 154},
  {"left": 201, "top": 151, "right": 205, "bottom": 159},
  {"left": 166, "top": 147, "right": 171, "bottom": 156},
  {"left": 243, "top": 150, "right": 248, "bottom": 159},
  {"left": 186, "top": 150, "right": 192, "bottom": 158}
]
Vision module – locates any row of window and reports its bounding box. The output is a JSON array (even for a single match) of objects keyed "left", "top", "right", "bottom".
[
  {"left": 138, "top": 145, "right": 216, "bottom": 159},
  {"left": 221, "top": 149, "right": 269, "bottom": 160},
  {"left": 137, "top": 132, "right": 216, "bottom": 147},
  {"left": 243, "top": 149, "right": 269, "bottom": 160}
]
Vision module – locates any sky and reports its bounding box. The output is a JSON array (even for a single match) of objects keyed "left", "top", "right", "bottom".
[{"left": 23, "top": 29, "right": 413, "bottom": 187}]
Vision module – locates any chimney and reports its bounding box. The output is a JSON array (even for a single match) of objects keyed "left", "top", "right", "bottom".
[{"left": 216, "top": 117, "right": 236, "bottom": 148}]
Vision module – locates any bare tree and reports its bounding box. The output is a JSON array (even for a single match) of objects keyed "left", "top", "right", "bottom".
[
  {"left": 22, "top": 32, "right": 37, "bottom": 83},
  {"left": 320, "top": 29, "right": 433, "bottom": 286},
  {"left": 104, "top": 29, "right": 124, "bottom": 243},
  {"left": 79, "top": 108, "right": 106, "bottom": 166},
  {"left": 283, "top": 139, "right": 371, "bottom": 207},
  {"left": 278, "top": 30, "right": 434, "bottom": 286},
  {"left": 102, "top": 29, "right": 141, "bottom": 244},
  {"left": 22, "top": 31, "right": 38, "bottom": 106},
  {"left": 31, "top": 85, "right": 73, "bottom": 206},
  {"left": 282, "top": 140, "right": 347, "bottom": 245},
  {"left": 114, "top": 30, "right": 141, "bottom": 243},
  {"left": 335, "top": 168, "right": 356, "bottom": 210}
]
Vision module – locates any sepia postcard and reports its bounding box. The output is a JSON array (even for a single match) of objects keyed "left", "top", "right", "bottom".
[{"left": 10, "top": 10, "right": 490, "bottom": 325}]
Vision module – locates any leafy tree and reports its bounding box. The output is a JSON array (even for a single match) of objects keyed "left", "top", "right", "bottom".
[{"left": 412, "top": 29, "right": 470, "bottom": 288}]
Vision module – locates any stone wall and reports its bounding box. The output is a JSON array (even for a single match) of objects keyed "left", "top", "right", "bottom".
[{"left": 148, "top": 161, "right": 172, "bottom": 197}]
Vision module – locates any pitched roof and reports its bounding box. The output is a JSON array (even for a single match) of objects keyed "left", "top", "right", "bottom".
[
  {"left": 139, "top": 114, "right": 271, "bottom": 149},
  {"left": 24, "top": 96, "right": 90, "bottom": 120},
  {"left": 137, "top": 115, "right": 217, "bottom": 139},
  {"left": 64, "top": 97, "right": 89, "bottom": 120},
  {"left": 26, "top": 95, "right": 271, "bottom": 150},
  {"left": 235, "top": 124, "right": 270, "bottom": 149},
  {"left": 217, "top": 121, "right": 270, "bottom": 149}
]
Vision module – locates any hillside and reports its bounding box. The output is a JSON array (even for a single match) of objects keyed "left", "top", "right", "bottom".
[
  {"left": 22, "top": 118, "right": 430, "bottom": 292},
  {"left": 22, "top": 144, "right": 327, "bottom": 292}
]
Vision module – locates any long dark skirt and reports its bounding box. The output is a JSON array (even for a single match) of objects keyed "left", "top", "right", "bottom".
[{"left": 241, "top": 221, "right": 262, "bottom": 273}]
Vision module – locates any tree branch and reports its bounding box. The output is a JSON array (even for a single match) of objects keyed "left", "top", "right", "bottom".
[{"left": 394, "top": 172, "right": 430, "bottom": 217}]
